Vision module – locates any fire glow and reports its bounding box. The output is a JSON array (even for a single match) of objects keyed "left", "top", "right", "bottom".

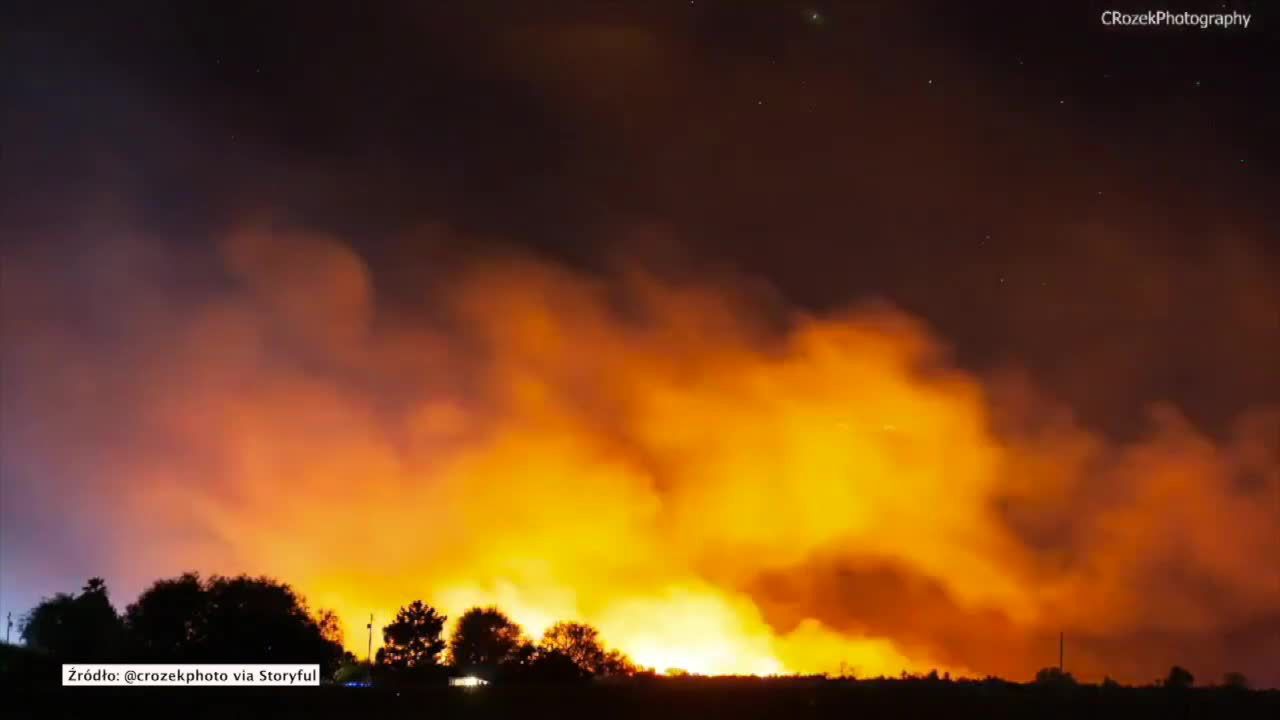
[{"left": 3, "top": 229, "right": 1276, "bottom": 683}]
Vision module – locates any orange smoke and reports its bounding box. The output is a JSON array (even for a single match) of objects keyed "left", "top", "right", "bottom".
[{"left": 3, "top": 228, "right": 1276, "bottom": 683}]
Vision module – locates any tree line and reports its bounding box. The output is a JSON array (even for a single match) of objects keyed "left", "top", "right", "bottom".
[
  {"left": 15, "top": 574, "right": 638, "bottom": 684},
  {"left": 11, "top": 574, "right": 1257, "bottom": 690},
  {"left": 371, "top": 600, "right": 636, "bottom": 685}
]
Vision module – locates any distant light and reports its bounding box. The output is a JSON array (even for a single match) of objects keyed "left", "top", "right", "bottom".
[{"left": 450, "top": 675, "right": 489, "bottom": 688}]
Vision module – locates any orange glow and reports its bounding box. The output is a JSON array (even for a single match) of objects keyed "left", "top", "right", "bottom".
[{"left": 9, "top": 228, "right": 1276, "bottom": 683}]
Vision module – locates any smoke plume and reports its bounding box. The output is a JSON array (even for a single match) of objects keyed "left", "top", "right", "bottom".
[{"left": 3, "top": 225, "right": 1275, "bottom": 683}]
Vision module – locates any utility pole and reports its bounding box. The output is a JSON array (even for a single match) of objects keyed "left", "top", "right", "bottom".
[
  {"left": 1059, "top": 631, "right": 1064, "bottom": 672},
  {"left": 5, "top": 612, "right": 11, "bottom": 645},
  {"left": 367, "top": 614, "right": 373, "bottom": 665}
]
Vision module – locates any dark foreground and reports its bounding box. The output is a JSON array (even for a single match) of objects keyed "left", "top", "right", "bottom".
[{"left": 10, "top": 679, "right": 1279, "bottom": 720}]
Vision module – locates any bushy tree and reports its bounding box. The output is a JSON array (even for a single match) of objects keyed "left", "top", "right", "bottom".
[
  {"left": 600, "top": 648, "right": 638, "bottom": 676},
  {"left": 200, "top": 575, "right": 343, "bottom": 668},
  {"left": 525, "top": 647, "right": 591, "bottom": 683},
  {"left": 1222, "top": 671, "right": 1249, "bottom": 690},
  {"left": 21, "top": 578, "right": 123, "bottom": 660},
  {"left": 377, "top": 601, "right": 447, "bottom": 670},
  {"left": 538, "top": 621, "right": 636, "bottom": 677},
  {"left": 449, "top": 607, "right": 527, "bottom": 676},
  {"left": 124, "top": 573, "right": 345, "bottom": 674},
  {"left": 539, "top": 622, "right": 607, "bottom": 673},
  {"left": 1034, "top": 666, "right": 1076, "bottom": 687},
  {"left": 1165, "top": 665, "right": 1194, "bottom": 689},
  {"left": 124, "top": 572, "right": 205, "bottom": 660},
  {"left": 316, "top": 609, "right": 344, "bottom": 647}
]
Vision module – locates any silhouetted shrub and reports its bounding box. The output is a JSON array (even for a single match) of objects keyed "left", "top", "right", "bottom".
[
  {"left": 449, "top": 606, "right": 527, "bottom": 680},
  {"left": 535, "top": 621, "right": 637, "bottom": 677},
  {"left": 1034, "top": 667, "right": 1076, "bottom": 687},
  {"left": 1165, "top": 665, "right": 1194, "bottom": 689},
  {"left": 1221, "top": 671, "right": 1248, "bottom": 689},
  {"left": 21, "top": 578, "right": 124, "bottom": 661}
]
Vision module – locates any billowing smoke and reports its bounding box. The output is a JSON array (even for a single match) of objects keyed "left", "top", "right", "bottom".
[{"left": 2, "top": 226, "right": 1276, "bottom": 683}]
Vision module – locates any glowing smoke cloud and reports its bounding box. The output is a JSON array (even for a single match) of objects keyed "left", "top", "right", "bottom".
[{"left": 1, "top": 228, "right": 1276, "bottom": 682}]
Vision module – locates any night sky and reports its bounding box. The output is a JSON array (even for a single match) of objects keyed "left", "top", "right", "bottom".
[
  {"left": 8, "top": 1, "right": 1277, "bottom": 432},
  {"left": 2, "top": 0, "right": 1278, "bottom": 683}
]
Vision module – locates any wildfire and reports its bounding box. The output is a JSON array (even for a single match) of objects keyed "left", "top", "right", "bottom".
[{"left": 5, "top": 228, "right": 1276, "bottom": 683}]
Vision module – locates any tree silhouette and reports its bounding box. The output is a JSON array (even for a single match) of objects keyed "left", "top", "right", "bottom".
[
  {"left": 1034, "top": 666, "right": 1076, "bottom": 687},
  {"left": 539, "top": 622, "right": 607, "bottom": 673},
  {"left": 526, "top": 647, "right": 591, "bottom": 682},
  {"left": 377, "top": 601, "right": 447, "bottom": 670},
  {"left": 600, "top": 648, "right": 638, "bottom": 676},
  {"left": 1222, "top": 671, "right": 1249, "bottom": 690},
  {"left": 1165, "top": 665, "right": 1194, "bottom": 689},
  {"left": 538, "top": 621, "right": 636, "bottom": 676},
  {"left": 316, "top": 609, "right": 344, "bottom": 647},
  {"left": 124, "top": 573, "right": 344, "bottom": 673},
  {"left": 124, "top": 572, "right": 206, "bottom": 660},
  {"left": 199, "top": 575, "right": 344, "bottom": 671},
  {"left": 449, "top": 606, "right": 527, "bottom": 677},
  {"left": 21, "top": 577, "right": 123, "bottom": 660}
]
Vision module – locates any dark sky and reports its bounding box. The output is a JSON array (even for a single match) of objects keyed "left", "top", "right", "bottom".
[{"left": 6, "top": 1, "right": 1277, "bottom": 441}]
